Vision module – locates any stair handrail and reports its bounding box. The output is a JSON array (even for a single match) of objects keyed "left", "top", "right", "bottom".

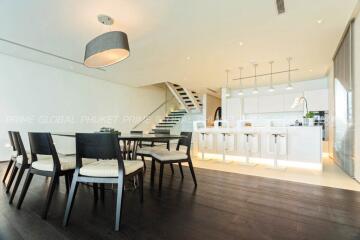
[{"left": 132, "top": 96, "right": 176, "bottom": 130}]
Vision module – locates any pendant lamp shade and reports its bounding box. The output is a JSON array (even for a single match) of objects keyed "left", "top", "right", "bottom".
[{"left": 84, "top": 31, "right": 130, "bottom": 68}]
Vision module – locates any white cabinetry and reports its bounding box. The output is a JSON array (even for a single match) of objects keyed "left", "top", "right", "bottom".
[
  {"left": 243, "top": 96, "right": 258, "bottom": 114},
  {"left": 304, "top": 89, "right": 329, "bottom": 111},
  {"left": 258, "top": 95, "right": 284, "bottom": 113}
]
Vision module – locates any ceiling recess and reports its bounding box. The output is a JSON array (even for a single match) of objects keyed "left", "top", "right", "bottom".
[{"left": 276, "top": 0, "right": 285, "bottom": 15}]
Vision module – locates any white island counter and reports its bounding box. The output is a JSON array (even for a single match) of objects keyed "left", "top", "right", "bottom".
[{"left": 193, "top": 126, "right": 323, "bottom": 170}]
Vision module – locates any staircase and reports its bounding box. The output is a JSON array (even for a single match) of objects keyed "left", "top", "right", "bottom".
[
  {"left": 166, "top": 82, "right": 202, "bottom": 113},
  {"left": 151, "top": 109, "right": 187, "bottom": 133}
]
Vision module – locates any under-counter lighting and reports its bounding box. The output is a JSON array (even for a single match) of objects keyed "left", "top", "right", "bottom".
[
  {"left": 252, "top": 89, "right": 259, "bottom": 94},
  {"left": 196, "top": 153, "right": 323, "bottom": 170},
  {"left": 238, "top": 91, "right": 244, "bottom": 96},
  {"left": 268, "top": 87, "right": 275, "bottom": 92}
]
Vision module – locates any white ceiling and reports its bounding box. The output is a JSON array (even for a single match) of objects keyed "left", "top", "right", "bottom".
[{"left": 0, "top": 0, "right": 357, "bottom": 92}]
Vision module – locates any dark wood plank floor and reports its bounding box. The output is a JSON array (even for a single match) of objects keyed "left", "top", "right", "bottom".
[{"left": 1, "top": 161, "right": 360, "bottom": 240}]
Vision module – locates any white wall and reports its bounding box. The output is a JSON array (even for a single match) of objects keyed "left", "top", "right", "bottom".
[{"left": 0, "top": 53, "right": 166, "bottom": 160}]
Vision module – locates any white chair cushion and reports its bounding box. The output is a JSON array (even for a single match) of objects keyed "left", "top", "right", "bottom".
[
  {"left": 16, "top": 154, "right": 51, "bottom": 164},
  {"left": 137, "top": 146, "right": 168, "bottom": 155},
  {"left": 31, "top": 157, "right": 96, "bottom": 171},
  {"left": 151, "top": 150, "right": 188, "bottom": 161},
  {"left": 79, "top": 160, "right": 143, "bottom": 177}
]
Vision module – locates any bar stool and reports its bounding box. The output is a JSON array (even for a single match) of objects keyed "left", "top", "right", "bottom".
[
  {"left": 241, "top": 132, "right": 258, "bottom": 166},
  {"left": 267, "top": 132, "right": 287, "bottom": 170}
]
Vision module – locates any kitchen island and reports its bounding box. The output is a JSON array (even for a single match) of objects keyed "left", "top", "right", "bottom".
[{"left": 193, "top": 126, "right": 323, "bottom": 170}]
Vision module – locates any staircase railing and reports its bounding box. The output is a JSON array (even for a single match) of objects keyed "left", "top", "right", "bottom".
[{"left": 131, "top": 96, "right": 178, "bottom": 131}]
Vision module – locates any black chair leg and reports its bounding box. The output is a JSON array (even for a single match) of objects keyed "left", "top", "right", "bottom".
[
  {"left": 150, "top": 159, "right": 156, "bottom": 185},
  {"left": 178, "top": 163, "right": 184, "bottom": 178},
  {"left": 188, "top": 160, "right": 197, "bottom": 186},
  {"left": 6, "top": 166, "right": 18, "bottom": 193},
  {"left": 141, "top": 156, "right": 146, "bottom": 171},
  {"left": 115, "top": 177, "right": 124, "bottom": 231},
  {"left": 65, "top": 174, "right": 70, "bottom": 194},
  {"left": 42, "top": 175, "right": 58, "bottom": 219},
  {"left": 159, "top": 163, "right": 164, "bottom": 194},
  {"left": 138, "top": 172, "right": 143, "bottom": 203},
  {"left": 9, "top": 166, "right": 25, "bottom": 204},
  {"left": 100, "top": 183, "right": 105, "bottom": 201},
  {"left": 17, "top": 171, "right": 34, "bottom": 209},
  {"left": 170, "top": 163, "right": 175, "bottom": 174},
  {"left": 63, "top": 174, "right": 79, "bottom": 227},
  {"left": 2, "top": 160, "right": 14, "bottom": 183},
  {"left": 93, "top": 183, "right": 98, "bottom": 202}
]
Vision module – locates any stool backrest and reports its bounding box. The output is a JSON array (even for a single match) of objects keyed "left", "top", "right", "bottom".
[
  {"left": 8, "top": 131, "right": 16, "bottom": 152},
  {"left": 28, "top": 132, "right": 60, "bottom": 171},
  {"left": 75, "top": 133, "right": 124, "bottom": 172},
  {"left": 177, "top": 132, "right": 192, "bottom": 154},
  {"left": 12, "top": 132, "right": 29, "bottom": 164}
]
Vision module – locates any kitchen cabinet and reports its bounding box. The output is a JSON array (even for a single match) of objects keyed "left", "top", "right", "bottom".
[
  {"left": 258, "top": 95, "right": 284, "bottom": 113},
  {"left": 243, "top": 96, "right": 258, "bottom": 114},
  {"left": 304, "top": 89, "right": 329, "bottom": 111}
]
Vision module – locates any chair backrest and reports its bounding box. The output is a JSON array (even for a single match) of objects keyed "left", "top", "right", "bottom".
[
  {"left": 177, "top": 132, "right": 192, "bottom": 154},
  {"left": 75, "top": 133, "right": 124, "bottom": 172},
  {"left": 28, "top": 132, "right": 60, "bottom": 170},
  {"left": 8, "top": 131, "right": 16, "bottom": 152},
  {"left": 12, "top": 132, "right": 29, "bottom": 164}
]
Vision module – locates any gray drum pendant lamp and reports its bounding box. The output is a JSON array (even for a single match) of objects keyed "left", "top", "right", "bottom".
[{"left": 84, "top": 15, "right": 130, "bottom": 68}]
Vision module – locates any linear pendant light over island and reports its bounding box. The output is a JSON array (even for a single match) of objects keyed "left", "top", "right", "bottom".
[{"left": 84, "top": 15, "right": 130, "bottom": 68}]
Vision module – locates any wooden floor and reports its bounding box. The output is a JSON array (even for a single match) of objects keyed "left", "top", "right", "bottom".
[{"left": 1, "top": 161, "right": 360, "bottom": 240}]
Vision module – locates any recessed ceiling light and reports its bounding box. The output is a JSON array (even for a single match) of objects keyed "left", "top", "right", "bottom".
[
  {"left": 239, "top": 41, "right": 244, "bottom": 46},
  {"left": 317, "top": 19, "right": 323, "bottom": 24},
  {"left": 186, "top": 56, "right": 191, "bottom": 60}
]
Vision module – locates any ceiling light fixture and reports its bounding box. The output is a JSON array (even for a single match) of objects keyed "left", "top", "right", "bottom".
[
  {"left": 286, "top": 57, "right": 294, "bottom": 90},
  {"left": 268, "top": 61, "right": 275, "bottom": 92},
  {"left": 252, "top": 63, "right": 259, "bottom": 94},
  {"left": 225, "top": 69, "right": 231, "bottom": 97},
  {"left": 317, "top": 19, "right": 323, "bottom": 24},
  {"left": 238, "top": 67, "right": 244, "bottom": 96},
  {"left": 84, "top": 15, "right": 130, "bottom": 68},
  {"left": 239, "top": 41, "right": 244, "bottom": 46}
]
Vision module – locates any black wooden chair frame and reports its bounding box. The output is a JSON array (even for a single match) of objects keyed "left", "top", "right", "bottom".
[
  {"left": 151, "top": 132, "right": 197, "bottom": 193},
  {"left": 2, "top": 131, "right": 17, "bottom": 186},
  {"left": 63, "top": 133, "right": 144, "bottom": 231},
  {"left": 16, "top": 132, "right": 74, "bottom": 219}
]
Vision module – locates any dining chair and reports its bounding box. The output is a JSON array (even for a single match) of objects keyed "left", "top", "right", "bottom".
[
  {"left": 2, "top": 131, "right": 18, "bottom": 185},
  {"left": 16, "top": 132, "right": 95, "bottom": 219},
  {"left": 7, "top": 132, "right": 51, "bottom": 204},
  {"left": 150, "top": 132, "right": 197, "bottom": 193},
  {"left": 63, "top": 133, "right": 144, "bottom": 231},
  {"left": 137, "top": 129, "right": 177, "bottom": 174}
]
